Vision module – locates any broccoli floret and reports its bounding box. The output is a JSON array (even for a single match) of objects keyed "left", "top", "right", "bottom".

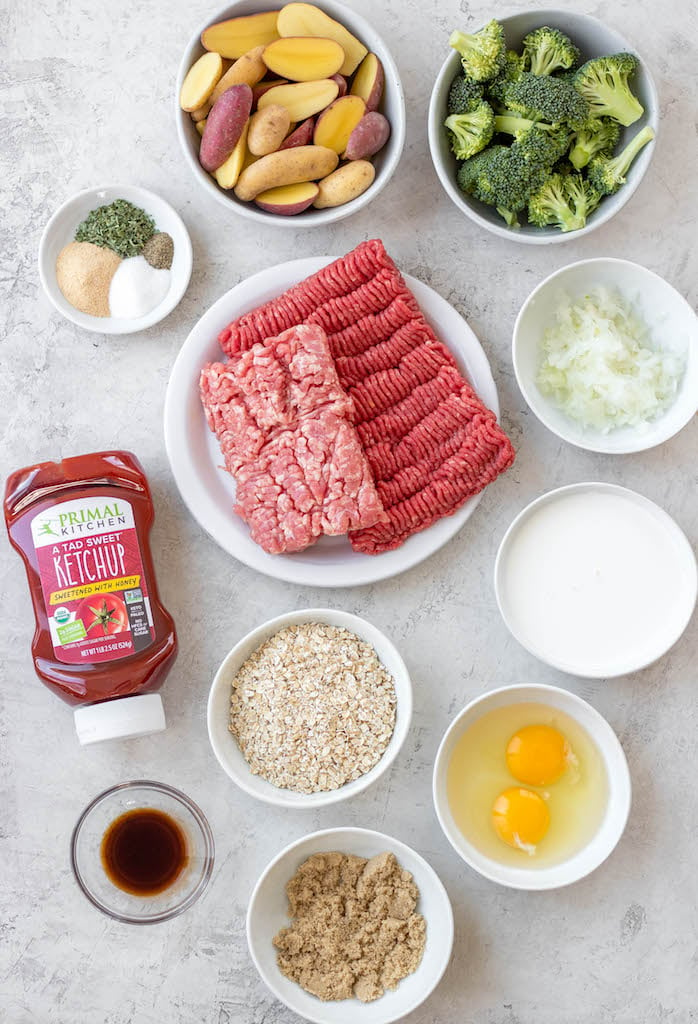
[
  {"left": 444, "top": 101, "right": 496, "bottom": 159},
  {"left": 553, "top": 157, "right": 575, "bottom": 176},
  {"left": 502, "top": 72, "right": 590, "bottom": 129},
  {"left": 449, "top": 20, "right": 506, "bottom": 82},
  {"left": 494, "top": 113, "right": 553, "bottom": 138},
  {"left": 574, "top": 53, "right": 644, "bottom": 126},
  {"left": 456, "top": 146, "right": 522, "bottom": 209},
  {"left": 447, "top": 73, "right": 484, "bottom": 115},
  {"left": 565, "top": 173, "right": 602, "bottom": 223},
  {"left": 517, "top": 123, "right": 573, "bottom": 166},
  {"left": 522, "top": 26, "right": 580, "bottom": 76},
  {"left": 457, "top": 126, "right": 569, "bottom": 212},
  {"left": 528, "top": 171, "right": 602, "bottom": 233},
  {"left": 587, "top": 124, "right": 654, "bottom": 194},
  {"left": 528, "top": 173, "right": 583, "bottom": 231},
  {"left": 487, "top": 49, "right": 526, "bottom": 102},
  {"left": 457, "top": 144, "right": 506, "bottom": 197},
  {"left": 569, "top": 117, "right": 621, "bottom": 169},
  {"left": 497, "top": 207, "right": 520, "bottom": 227}
]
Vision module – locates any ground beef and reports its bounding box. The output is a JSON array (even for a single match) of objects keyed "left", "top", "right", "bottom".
[
  {"left": 201, "top": 324, "right": 386, "bottom": 554},
  {"left": 217, "top": 241, "right": 515, "bottom": 555}
]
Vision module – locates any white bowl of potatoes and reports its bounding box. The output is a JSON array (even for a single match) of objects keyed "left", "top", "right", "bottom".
[{"left": 175, "top": 0, "right": 405, "bottom": 226}]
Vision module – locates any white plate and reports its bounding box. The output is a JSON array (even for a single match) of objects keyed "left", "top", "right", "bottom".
[
  {"left": 38, "top": 184, "right": 192, "bottom": 335},
  {"left": 247, "top": 827, "right": 454, "bottom": 1024},
  {"left": 164, "top": 257, "right": 500, "bottom": 587},
  {"left": 494, "top": 483, "right": 697, "bottom": 677}
]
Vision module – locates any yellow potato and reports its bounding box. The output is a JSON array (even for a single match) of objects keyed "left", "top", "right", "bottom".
[
  {"left": 247, "top": 104, "right": 292, "bottom": 156},
  {"left": 180, "top": 52, "right": 223, "bottom": 112},
  {"left": 196, "top": 118, "right": 207, "bottom": 136},
  {"left": 262, "top": 36, "right": 345, "bottom": 81},
  {"left": 201, "top": 11, "right": 280, "bottom": 59},
  {"left": 257, "top": 79, "right": 338, "bottom": 123},
  {"left": 213, "top": 123, "right": 250, "bottom": 189},
  {"left": 277, "top": 3, "right": 367, "bottom": 75},
  {"left": 210, "top": 46, "right": 267, "bottom": 103},
  {"left": 190, "top": 102, "right": 211, "bottom": 122},
  {"left": 313, "top": 95, "right": 365, "bottom": 154},
  {"left": 313, "top": 159, "right": 375, "bottom": 207},
  {"left": 234, "top": 145, "right": 338, "bottom": 201}
]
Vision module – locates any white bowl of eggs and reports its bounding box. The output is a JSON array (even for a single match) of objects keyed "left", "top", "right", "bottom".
[{"left": 432, "top": 684, "right": 631, "bottom": 890}]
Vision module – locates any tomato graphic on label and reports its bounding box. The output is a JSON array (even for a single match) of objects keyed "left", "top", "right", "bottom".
[{"left": 77, "top": 594, "right": 129, "bottom": 637}]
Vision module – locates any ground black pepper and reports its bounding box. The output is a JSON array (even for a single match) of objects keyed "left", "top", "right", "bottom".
[{"left": 142, "top": 232, "right": 174, "bottom": 270}]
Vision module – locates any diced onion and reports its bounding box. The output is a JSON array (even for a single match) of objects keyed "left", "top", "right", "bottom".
[{"left": 536, "top": 287, "right": 684, "bottom": 433}]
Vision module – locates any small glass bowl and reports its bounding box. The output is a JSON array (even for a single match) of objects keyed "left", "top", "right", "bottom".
[{"left": 70, "top": 780, "right": 215, "bottom": 924}]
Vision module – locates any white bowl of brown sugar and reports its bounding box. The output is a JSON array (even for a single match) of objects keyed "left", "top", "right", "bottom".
[
  {"left": 207, "top": 608, "right": 413, "bottom": 808},
  {"left": 247, "top": 827, "right": 454, "bottom": 1023}
]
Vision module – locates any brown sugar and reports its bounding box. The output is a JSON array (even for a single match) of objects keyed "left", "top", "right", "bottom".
[{"left": 273, "top": 850, "right": 426, "bottom": 1003}]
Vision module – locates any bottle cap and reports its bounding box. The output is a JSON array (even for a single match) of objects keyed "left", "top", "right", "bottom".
[{"left": 74, "top": 693, "right": 166, "bottom": 745}]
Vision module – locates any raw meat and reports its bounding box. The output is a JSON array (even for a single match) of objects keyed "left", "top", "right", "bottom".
[
  {"left": 201, "top": 324, "right": 386, "bottom": 554},
  {"left": 217, "top": 241, "right": 515, "bottom": 555}
]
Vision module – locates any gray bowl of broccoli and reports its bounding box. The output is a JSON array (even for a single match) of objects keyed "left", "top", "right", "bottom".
[{"left": 427, "top": 10, "right": 658, "bottom": 242}]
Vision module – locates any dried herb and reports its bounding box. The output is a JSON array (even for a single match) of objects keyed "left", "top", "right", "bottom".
[{"left": 75, "top": 199, "right": 155, "bottom": 259}]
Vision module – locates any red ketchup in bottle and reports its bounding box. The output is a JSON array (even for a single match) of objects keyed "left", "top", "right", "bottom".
[{"left": 4, "top": 451, "right": 177, "bottom": 745}]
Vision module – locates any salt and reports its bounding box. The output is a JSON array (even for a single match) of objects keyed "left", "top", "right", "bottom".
[{"left": 109, "top": 255, "right": 170, "bottom": 319}]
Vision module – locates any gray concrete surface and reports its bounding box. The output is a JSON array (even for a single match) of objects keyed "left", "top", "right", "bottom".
[{"left": 1, "top": 0, "right": 697, "bottom": 1021}]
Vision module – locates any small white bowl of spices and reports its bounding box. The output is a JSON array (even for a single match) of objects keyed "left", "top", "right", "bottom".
[
  {"left": 38, "top": 184, "right": 192, "bottom": 335},
  {"left": 207, "top": 608, "right": 413, "bottom": 808}
]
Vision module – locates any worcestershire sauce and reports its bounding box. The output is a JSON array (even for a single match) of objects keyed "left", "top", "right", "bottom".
[{"left": 101, "top": 808, "right": 187, "bottom": 896}]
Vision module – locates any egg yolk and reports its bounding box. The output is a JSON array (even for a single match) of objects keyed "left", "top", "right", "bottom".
[
  {"left": 506, "top": 724, "right": 571, "bottom": 786},
  {"left": 491, "top": 787, "right": 550, "bottom": 853}
]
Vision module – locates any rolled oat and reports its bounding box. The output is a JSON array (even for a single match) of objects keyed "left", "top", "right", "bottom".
[{"left": 228, "top": 622, "right": 397, "bottom": 793}]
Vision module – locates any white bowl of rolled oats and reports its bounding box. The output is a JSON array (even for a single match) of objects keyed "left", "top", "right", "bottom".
[{"left": 207, "top": 609, "right": 413, "bottom": 808}]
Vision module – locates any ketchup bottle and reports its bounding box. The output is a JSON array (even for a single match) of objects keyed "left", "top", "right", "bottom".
[{"left": 4, "top": 451, "right": 177, "bottom": 745}]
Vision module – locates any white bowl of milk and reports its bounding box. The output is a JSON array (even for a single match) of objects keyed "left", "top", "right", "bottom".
[{"left": 495, "top": 482, "right": 697, "bottom": 678}]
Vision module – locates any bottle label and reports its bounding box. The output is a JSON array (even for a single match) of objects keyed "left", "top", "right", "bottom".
[{"left": 31, "top": 497, "right": 155, "bottom": 664}]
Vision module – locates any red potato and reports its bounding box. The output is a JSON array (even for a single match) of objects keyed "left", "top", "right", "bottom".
[
  {"left": 343, "top": 111, "right": 390, "bottom": 160},
  {"left": 255, "top": 181, "right": 319, "bottom": 214},
  {"left": 350, "top": 53, "right": 384, "bottom": 112},
  {"left": 279, "top": 117, "right": 315, "bottom": 149},
  {"left": 252, "top": 78, "right": 288, "bottom": 105},
  {"left": 330, "top": 73, "right": 347, "bottom": 97},
  {"left": 200, "top": 83, "right": 253, "bottom": 172}
]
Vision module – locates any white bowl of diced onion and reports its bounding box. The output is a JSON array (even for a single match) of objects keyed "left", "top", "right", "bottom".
[{"left": 512, "top": 258, "right": 698, "bottom": 453}]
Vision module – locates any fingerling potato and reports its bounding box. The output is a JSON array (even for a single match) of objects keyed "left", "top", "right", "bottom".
[
  {"left": 313, "top": 160, "right": 375, "bottom": 207},
  {"left": 343, "top": 112, "right": 390, "bottom": 161},
  {"left": 234, "top": 145, "right": 338, "bottom": 200},
  {"left": 248, "top": 104, "right": 292, "bottom": 155}
]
